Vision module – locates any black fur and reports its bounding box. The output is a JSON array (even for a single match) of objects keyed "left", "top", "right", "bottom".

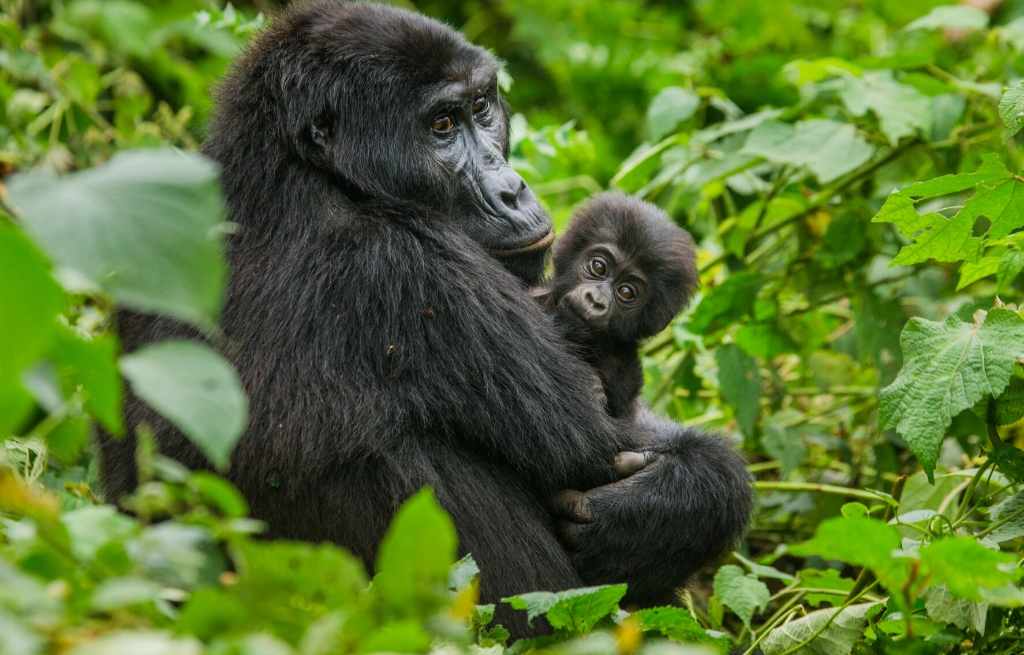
[
  {"left": 97, "top": 0, "right": 752, "bottom": 636},
  {"left": 538, "top": 192, "right": 697, "bottom": 418}
]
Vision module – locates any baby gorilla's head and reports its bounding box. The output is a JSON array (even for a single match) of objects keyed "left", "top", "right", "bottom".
[{"left": 550, "top": 192, "right": 697, "bottom": 344}]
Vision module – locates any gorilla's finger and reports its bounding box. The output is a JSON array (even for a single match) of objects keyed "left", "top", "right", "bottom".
[
  {"left": 614, "top": 450, "right": 657, "bottom": 477},
  {"left": 556, "top": 520, "right": 586, "bottom": 551},
  {"left": 550, "top": 489, "right": 593, "bottom": 523}
]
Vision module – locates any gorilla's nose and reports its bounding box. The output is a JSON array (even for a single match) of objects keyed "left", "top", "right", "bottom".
[
  {"left": 497, "top": 169, "right": 527, "bottom": 211},
  {"left": 583, "top": 288, "right": 608, "bottom": 315}
]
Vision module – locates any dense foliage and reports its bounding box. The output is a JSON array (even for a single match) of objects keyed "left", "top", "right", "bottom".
[{"left": 2, "top": 1, "right": 1024, "bottom": 653}]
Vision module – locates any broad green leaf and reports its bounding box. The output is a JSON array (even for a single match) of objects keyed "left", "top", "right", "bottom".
[
  {"left": 712, "top": 565, "right": 769, "bottom": 627},
  {"left": 374, "top": 488, "right": 457, "bottom": 613},
  {"left": 995, "top": 379, "right": 1024, "bottom": 426},
  {"left": 0, "top": 612, "right": 42, "bottom": 655},
  {"left": 879, "top": 309, "right": 1024, "bottom": 479},
  {"left": 741, "top": 120, "right": 873, "bottom": 183},
  {"left": 925, "top": 585, "right": 987, "bottom": 634},
  {"left": 61, "top": 505, "right": 137, "bottom": 562},
  {"left": 963, "top": 179, "right": 1024, "bottom": 239},
  {"left": 130, "top": 523, "right": 225, "bottom": 589},
  {"left": 999, "top": 81, "right": 1024, "bottom": 135},
  {"left": 716, "top": 345, "right": 760, "bottom": 437},
  {"left": 871, "top": 194, "right": 978, "bottom": 266},
  {"left": 449, "top": 553, "right": 480, "bottom": 592},
  {"left": 762, "top": 418, "right": 806, "bottom": 478},
  {"left": 647, "top": 87, "right": 700, "bottom": 141},
  {"left": 632, "top": 606, "right": 707, "bottom": 642},
  {"left": 7, "top": 149, "right": 227, "bottom": 329},
  {"left": 359, "top": 620, "right": 431, "bottom": 653},
  {"left": 120, "top": 340, "right": 248, "bottom": 470},
  {"left": 688, "top": 272, "right": 763, "bottom": 334},
  {"left": 0, "top": 224, "right": 64, "bottom": 436},
  {"left": 906, "top": 5, "right": 989, "bottom": 31},
  {"left": 761, "top": 602, "right": 880, "bottom": 655},
  {"left": 735, "top": 323, "right": 796, "bottom": 359},
  {"left": 989, "top": 490, "right": 1024, "bottom": 543},
  {"left": 839, "top": 72, "right": 931, "bottom": 145},
  {"left": 91, "top": 577, "right": 162, "bottom": 612},
  {"left": 790, "top": 517, "right": 908, "bottom": 592},
  {"left": 920, "top": 537, "right": 1019, "bottom": 601},
  {"left": 503, "top": 584, "right": 626, "bottom": 632}
]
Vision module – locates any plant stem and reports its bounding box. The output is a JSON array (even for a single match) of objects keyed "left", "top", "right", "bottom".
[{"left": 754, "top": 481, "right": 898, "bottom": 506}]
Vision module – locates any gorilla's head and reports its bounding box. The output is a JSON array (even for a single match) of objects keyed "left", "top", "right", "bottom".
[{"left": 209, "top": 0, "right": 552, "bottom": 283}]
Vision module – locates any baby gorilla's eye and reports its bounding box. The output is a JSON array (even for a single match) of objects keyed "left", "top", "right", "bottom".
[
  {"left": 588, "top": 256, "right": 608, "bottom": 278},
  {"left": 472, "top": 95, "right": 489, "bottom": 114},
  {"left": 431, "top": 115, "right": 456, "bottom": 134},
  {"left": 616, "top": 284, "right": 638, "bottom": 303}
]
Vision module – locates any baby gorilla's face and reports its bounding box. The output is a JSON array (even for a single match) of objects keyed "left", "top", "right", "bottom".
[{"left": 556, "top": 242, "right": 649, "bottom": 341}]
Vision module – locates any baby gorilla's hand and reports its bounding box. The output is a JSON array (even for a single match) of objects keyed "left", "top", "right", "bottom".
[{"left": 549, "top": 450, "right": 660, "bottom": 548}]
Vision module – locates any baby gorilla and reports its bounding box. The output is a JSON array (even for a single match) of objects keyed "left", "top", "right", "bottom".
[{"left": 536, "top": 192, "right": 698, "bottom": 418}]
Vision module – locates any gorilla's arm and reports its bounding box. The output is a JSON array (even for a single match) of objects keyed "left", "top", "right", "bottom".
[{"left": 554, "top": 408, "right": 753, "bottom": 604}]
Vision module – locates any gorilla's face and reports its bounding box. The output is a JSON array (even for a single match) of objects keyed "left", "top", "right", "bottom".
[{"left": 288, "top": 4, "right": 552, "bottom": 282}]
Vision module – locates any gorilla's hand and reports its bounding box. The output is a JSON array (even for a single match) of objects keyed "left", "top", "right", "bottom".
[{"left": 551, "top": 429, "right": 752, "bottom": 605}]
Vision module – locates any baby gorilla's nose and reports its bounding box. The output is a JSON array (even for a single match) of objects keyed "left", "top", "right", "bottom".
[{"left": 583, "top": 288, "right": 608, "bottom": 315}]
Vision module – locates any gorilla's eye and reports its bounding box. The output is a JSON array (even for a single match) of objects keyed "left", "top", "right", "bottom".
[
  {"left": 432, "top": 115, "right": 456, "bottom": 135},
  {"left": 472, "top": 95, "right": 489, "bottom": 114},
  {"left": 616, "top": 284, "right": 638, "bottom": 303},
  {"left": 588, "top": 256, "right": 608, "bottom": 278}
]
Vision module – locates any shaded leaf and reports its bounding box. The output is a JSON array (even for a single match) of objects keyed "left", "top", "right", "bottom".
[
  {"left": 761, "top": 602, "right": 880, "bottom": 655},
  {"left": 906, "top": 5, "right": 989, "bottom": 31},
  {"left": 120, "top": 340, "right": 248, "bottom": 470},
  {"left": 999, "top": 81, "right": 1024, "bottom": 136},
  {"left": 713, "top": 565, "right": 769, "bottom": 627},
  {"left": 742, "top": 120, "right": 873, "bottom": 183},
  {"left": 647, "top": 87, "right": 700, "bottom": 141},
  {"left": 716, "top": 345, "right": 761, "bottom": 437}
]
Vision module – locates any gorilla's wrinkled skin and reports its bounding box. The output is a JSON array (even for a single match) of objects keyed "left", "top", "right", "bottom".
[{"left": 99, "top": 1, "right": 752, "bottom": 635}]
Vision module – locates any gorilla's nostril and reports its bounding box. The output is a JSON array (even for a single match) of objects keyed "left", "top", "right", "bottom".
[
  {"left": 500, "top": 188, "right": 519, "bottom": 209},
  {"left": 584, "top": 290, "right": 607, "bottom": 312}
]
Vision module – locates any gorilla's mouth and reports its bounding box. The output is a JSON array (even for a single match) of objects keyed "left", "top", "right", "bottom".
[{"left": 489, "top": 229, "right": 555, "bottom": 257}]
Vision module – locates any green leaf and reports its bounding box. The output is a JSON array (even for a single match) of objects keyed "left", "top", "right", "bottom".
[
  {"left": 761, "top": 602, "right": 880, "bottom": 655},
  {"left": 989, "top": 490, "right": 1024, "bottom": 543},
  {"left": 448, "top": 553, "right": 480, "bottom": 592},
  {"left": 925, "top": 585, "right": 987, "bottom": 634},
  {"left": 688, "top": 272, "right": 763, "bottom": 334},
  {"left": 647, "top": 87, "right": 700, "bottom": 141},
  {"left": 7, "top": 149, "right": 228, "bottom": 329},
  {"left": 839, "top": 72, "right": 931, "bottom": 145},
  {"left": 900, "top": 154, "right": 1009, "bottom": 199},
  {"left": 741, "top": 119, "right": 874, "bottom": 183},
  {"left": 906, "top": 5, "right": 989, "bottom": 31},
  {"left": 871, "top": 193, "right": 978, "bottom": 266},
  {"left": 374, "top": 488, "right": 458, "bottom": 613},
  {"left": 0, "top": 612, "right": 42, "bottom": 655},
  {"left": 0, "top": 223, "right": 64, "bottom": 436},
  {"left": 713, "top": 565, "right": 769, "bottom": 627},
  {"left": 999, "top": 81, "right": 1024, "bottom": 135},
  {"left": 797, "top": 569, "right": 856, "bottom": 608},
  {"left": 762, "top": 413, "right": 807, "bottom": 478},
  {"left": 790, "top": 516, "right": 908, "bottom": 592},
  {"left": 91, "top": 577, "right": 162, "bottom": 612},
  {"left": 503, "top": 584, "right": 626, "bottom": 633},
  {"left": 120, "top": 340, "right": 248, "bottom": 470},
  {"left": 61, "top": 505, "right": 137, "bottom": 562},
  {"left": 632, "top": 606, "right": 708, "bottom": 642},
  {"left": 879, "top": 308, "right": 1024, "bottom": 479},
  {"left": 920, "top": 537, "right": 1019, "bottom": 601},
  {"left": 716, "top": 345, "right": 761, "bottom": 437},
  {"left": 49, "top": 326, "right": 123, "bottom": 435}
]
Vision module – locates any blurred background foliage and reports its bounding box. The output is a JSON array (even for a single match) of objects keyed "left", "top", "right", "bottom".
[{"left": 3, "top": 0, "right": 1024, "bottom": 653}]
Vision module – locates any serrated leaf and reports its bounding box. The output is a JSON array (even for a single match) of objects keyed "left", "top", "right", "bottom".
[
  {"left": 906, "top": 5, "right": 989, "bottom": 31},
  {"left": 716, "top": 345, "right": 760, "bottom": 437},
  {"left": 742, "top": 120, "right": 873, "bottom": 183},
  {"left": 503, "top": 584, "right": 626, "bottom": 633},
  {"left": 647, "top": 87, "right": 700, "bottom": 141},
  {"left": 374, "top": 488, "right": 457, "bottom": 613},
  {"left": 925, "top": 585, "right": 987, "bottom": 634},
  {"left": 761, "top": 602, "right": 880, "bottom": 655},
  {"left": 7, "top": 149, "right": 228, "bottom": 330},
  {"left": 999, "top": 81, "right": 1024, "bottom": 135},
  {"left": 713, "top": 565, "right": 769, "bottom": 627},
  {"left": 790, "top": 517, "right": 908, "bottom": 592},
  {"left": 879, "top": 309, "right": 1024, "bottom": 479},
  {"left": 120, "top": 340, "right": 248, "bottom": 470},
  {"left": 839, "top": 72, "right": 931, "bottom": 145},
  {"left": 632, "top": 606, "right": 707, "bottom": 642},
  {"left": 872, "top": 193, "right": 978, "bottom": 266},
  {"left": 899, "top": 154, "right": 1009, "bottom": 199}
]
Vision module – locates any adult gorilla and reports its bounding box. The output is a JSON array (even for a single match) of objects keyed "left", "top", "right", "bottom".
[{"left": 99, "top": 0, "right": 752, "bottom": 631}]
